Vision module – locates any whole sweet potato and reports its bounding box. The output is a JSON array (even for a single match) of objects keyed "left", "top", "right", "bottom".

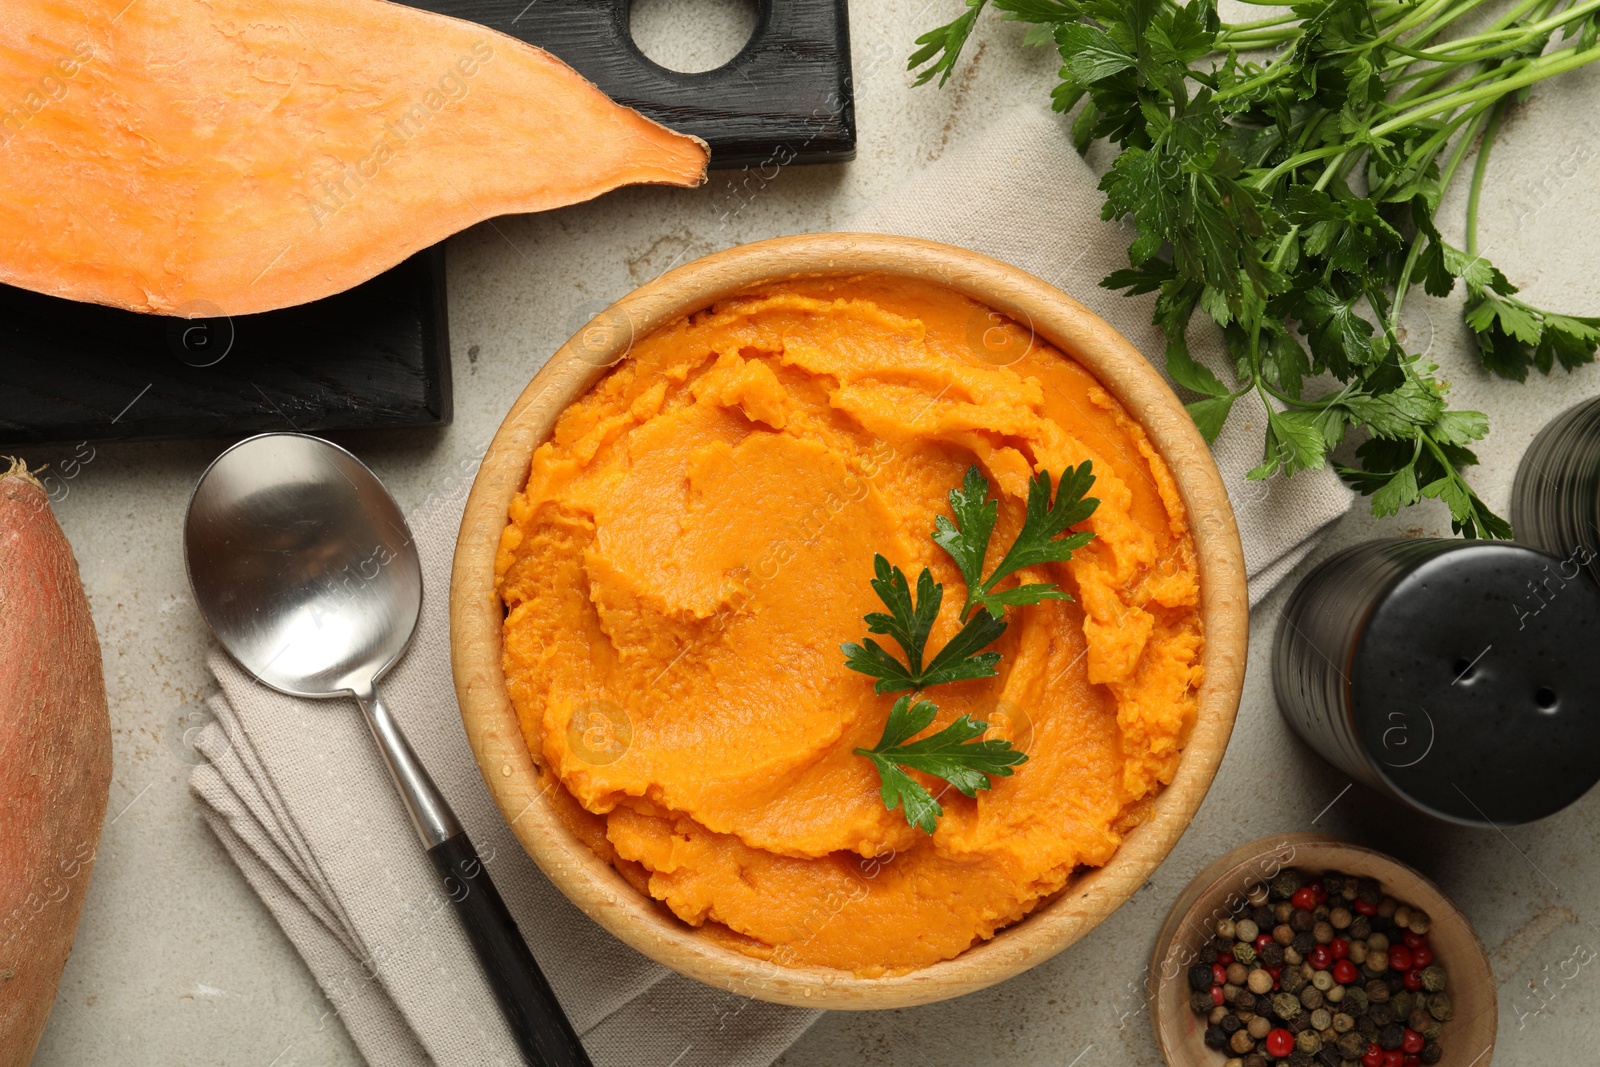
[{"left": 0, "top": 459, "right": 111, "bottom": 1065}]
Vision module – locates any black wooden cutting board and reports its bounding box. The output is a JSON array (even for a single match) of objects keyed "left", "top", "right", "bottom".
[{"left": 0, "top": 0, "right": 854, "bottom": 448}]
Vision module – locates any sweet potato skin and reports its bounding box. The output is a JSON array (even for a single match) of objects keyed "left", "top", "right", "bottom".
[{"left": 0, "top": 462, "right": 112, "bottom": 1066}]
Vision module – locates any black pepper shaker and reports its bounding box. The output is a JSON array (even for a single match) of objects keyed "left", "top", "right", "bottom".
[{"left": 1273, "top": 538, "right": 1600, "bottom": 825}]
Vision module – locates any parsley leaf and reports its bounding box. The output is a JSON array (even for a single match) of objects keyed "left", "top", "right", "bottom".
[
  {"left": 933, "top": 464, "right": 1099, "bottom": 619},
  {"left": 854, "top": 696, "right": 1029, "bottom": 834}
]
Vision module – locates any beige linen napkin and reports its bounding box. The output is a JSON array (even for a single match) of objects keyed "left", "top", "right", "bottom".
[
  {"left": 187, "top": 100, "right": 1355, "bottom": 1067},
  {"left": 851, "top": 104, "right": 1356, "bottom": 601}
]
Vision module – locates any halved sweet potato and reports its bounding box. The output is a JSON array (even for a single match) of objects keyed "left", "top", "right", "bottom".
[{"left": 0, "top": 1, "right": 709, "bottom": 315}]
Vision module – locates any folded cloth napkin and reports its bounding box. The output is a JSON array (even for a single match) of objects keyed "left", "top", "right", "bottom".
[
  {"left": 188, "top": 101, "right": 1355, "bottom": 1067},
  {"left": 851, "top": 104, "right": 1355, "bottom": 602}
]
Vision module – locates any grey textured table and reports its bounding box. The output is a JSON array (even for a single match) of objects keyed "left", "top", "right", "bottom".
[{"left": 26, "top": 1, "right": 1600, "bottom": 1063}]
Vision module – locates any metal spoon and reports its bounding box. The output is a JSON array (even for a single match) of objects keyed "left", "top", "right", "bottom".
[{"left": 184, "top": 432, "right": 591, "bottom": 1067}]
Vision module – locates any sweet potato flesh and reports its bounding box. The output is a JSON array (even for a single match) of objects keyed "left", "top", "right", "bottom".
[{"left": 0, "top": 1, "right": 709, "bottom": 315}]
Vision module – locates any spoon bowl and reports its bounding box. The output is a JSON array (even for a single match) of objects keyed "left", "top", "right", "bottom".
[{"left": 184, "top": 432, "right": 421, "bottom": 698}]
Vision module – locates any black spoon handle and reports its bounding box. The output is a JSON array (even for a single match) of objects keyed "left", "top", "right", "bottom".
[{"left": 427, "top": 831, "right": 594, "bottom": 1067}]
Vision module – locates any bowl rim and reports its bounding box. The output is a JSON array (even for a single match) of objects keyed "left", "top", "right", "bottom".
[
  {"left": 1147, "top": 832, "right": 1497, "bottom": 1064},
  {"left": 449, "top": 232, "right": 1249, "bottom": 1009}
]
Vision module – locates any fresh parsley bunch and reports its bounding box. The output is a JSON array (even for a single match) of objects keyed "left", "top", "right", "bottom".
[
  {"left": 913, "top": 0, "right": 1600, "bottom": 537},
  {"left": 845, "top": 464, "right": 1098, "bottom": 832}
]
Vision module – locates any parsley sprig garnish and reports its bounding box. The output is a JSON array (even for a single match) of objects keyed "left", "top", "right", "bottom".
[
  {"left": 855, "top": 696, "right": 1031, "bottom": 834},
  {"left": 912, "top": 0, "right": 1600, "bottom": 538},
  {"left": 845, "top": 464, "right": 1098, "bottom": 832}
]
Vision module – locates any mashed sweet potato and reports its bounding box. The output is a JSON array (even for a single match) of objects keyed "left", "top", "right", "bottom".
[{"left": 496, "top": 275, "right": 1203, "bottom": 976}]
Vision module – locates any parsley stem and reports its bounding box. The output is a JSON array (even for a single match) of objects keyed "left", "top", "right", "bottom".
[
  {"left": 1372, "top": 42, "right": 1600, "bottom": 136},
  {"left": 1465, "top": 99, "right": 1507, "bottom": 257}
]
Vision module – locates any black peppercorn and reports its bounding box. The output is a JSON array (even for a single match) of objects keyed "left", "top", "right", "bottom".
[
  {"left": 1290, "top": 909, "right": 1315, "bottom": 932},
  {"left": 1244, "top": 1055, "right": 1268, "bottom": 1067},
  {"left": 1385, "top": 971, "right": 1404, "bottom": 994},
  {"left": 1316, "top": 1049, "right": 1339, "bottom": 1067},
  {"left": 1236, "top": 991, "right": 1258, "bottom": 1013},
  {"left": 1199, "top": 941, "right": 1219, "bottom": 964},
  {"left": 1349, "top": 916, "right": 1372, "bottom": 940},
  {"left": 1378, "top": 1023, "right": 1404, "bottom": 1050},
  {"left": 1222, "top": 1013, "right": 1244, "bottom": 1033},
  {"left": 1189, "top": 964, "right": 1215, "bottom": 992},
  {"left": 1190, "top": 990, "right": 1214, "bottom": 1014},
  {"left": 1204, "top": 1023, "right": 1228, "bottom": 1049},
  {"left": 1368, "top": 1003, "right": 1395, "bottom": 1028},
  {"left": 1292, "top": 931, "right": 1316, "bottom": 955},
  {"left": 1420, "top": 1043, "right": 1443, "bottom": 1065},
  {"left": 1287, "top": 1051, "right": 1314, "bottom": 1067},
  {"left": 1407, "top": 1009, "right": 1431, "bottom": 1033},
  {"left": 1254, "top": 904, "right": 1276, "bottom": 929},
  {"left": 1259, "top": 942, "right": 1285, "bottom": 967},
  {"left": 1365, "top": 979, "right": 1390, "bottom": 1003},
  {"left": 1358, "top": 879, "right": 1382, "bottom": 904},
  {"left": 1271, "top": 870, "right": 1302, "bottom": 899},
  {"left": 1336, "top": 1032, "right": 1367, "bottom": 1059},
  {"left": 1356, "top": 1015, "right": 1377, "bottom": 1039}
]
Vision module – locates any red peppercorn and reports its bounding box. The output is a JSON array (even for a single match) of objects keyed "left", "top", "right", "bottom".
[
  {"left": 1309, "top": 944, "right": 1333, "bottom": 970},
  {"left": 1401, "top": 968, "right": 1424, "bottom": 991},
  {"left": 1333, "top": 960, "right": 1359, "bottom": 985},
  {"left": 1403, "top": 931, "right": 1427, "bottom": 949},
  {"left": 1401, "top": 1028, "right": 1425, "bottom": 1054},
  {"left": 1388, "top": 946, "right": 1413, "bottom": 971},
  {"left": 1362, "top": 1044, "right": 1385, "bottom": 1067},
  {"left": 1265, "top": 1028, "right": 1295, "bottom": 1058},
  {"left": 1212, "top": 984, "right": 1224, "bottom": 1005},
  {"left": 1267, "top": 965, "right": 1283, "bottom": 980},
  {"left": 1256, "top": 933, "right": 1274, "bottom": 953},
  {"left": 1354, "top": 898, "right": 1378, "bottom": 916},
  {"left": 1213, "top": 962, "right": 1228, "bottom": 986},
  {"left": 1330, "top": 937, "right": 1350, "bottom": 960},
  {"left": 1411, "top": 945, "right": 1433, "bottom": 968},
  {"left": 1292, "top": 887, "right": 1319, "bottom": 911},
  {"left": 1310, "top": 880, "right": 1329, "bottom": 904},
  {"left": 1218, "top": 950, "right": 1234, "bottom": 967},
  {"left": 1383, "top": 1052, "right": 1404, "bottom": 1067},
  {"left": 1404, "top": 1058, "right": 1421, "bottom": 1067}
]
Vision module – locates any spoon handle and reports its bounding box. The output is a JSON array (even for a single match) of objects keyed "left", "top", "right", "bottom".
[
  {"left": 428, "top": 831, "right": 595, "bottom": 1067},
  {"left": 355, "top": 688, "right": 592, "bottom": 1066}
]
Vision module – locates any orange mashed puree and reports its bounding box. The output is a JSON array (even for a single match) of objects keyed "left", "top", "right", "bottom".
[{"left": 496, "top": 276, "right": 1203, "bottom": 976}]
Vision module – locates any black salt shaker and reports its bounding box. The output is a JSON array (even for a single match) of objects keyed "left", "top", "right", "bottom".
[{"left": 1273, "top": 538, "right": 1600, "bottom": 826}]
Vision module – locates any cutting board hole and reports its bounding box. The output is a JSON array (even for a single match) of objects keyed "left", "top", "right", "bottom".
[
  {"left": 1536, "top": 686, "right": 1558, "bottom": 711},
  {"left": 629, "top": 0, "right": 759, "bottom": 73}
]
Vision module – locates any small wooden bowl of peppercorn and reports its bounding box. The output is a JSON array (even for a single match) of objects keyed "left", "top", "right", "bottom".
[{"left": 1150, "top": 834, "right": 1495, "bottom": 1067}]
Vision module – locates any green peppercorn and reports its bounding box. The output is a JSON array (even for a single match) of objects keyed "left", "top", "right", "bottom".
[
  {"left": 1367, "top": 1002, "right": 1395, "bottom": 1028},
  {"left": 1348, "top": 916, "right": 1372, "bottom": 940},
  {"left": 1190, "top": 990, "right": 1214, "bottom": 1014},
  {"left": 1281, "top": 967, "right": 1308, "bottom": 994},
  {"left": 1390, "top": 991, "right": 1414, "bottom": 1019},
  {"left": 1378, "top": 1023, "right": 1404, "bottom": 1050},
  {"left": 1420, "top": 964, "right": 1447, "bottom": 993},
  {"left": 1343, "top": 986, "right": 1369, "bottom": 1015},
  {"left": 1336, "top": 1031, "right": 1367, "bottom": 1059},
  {"left": 1272, "top": 870, "right": 1303, "bottom": 899},
  {"left": 1234, "top": 941, "right": 1258, "bottom": 965},
  {"left": 1427, "top": 992, "right": 1453, "bottom": 1021},
  {"left": 1273, "top": 991, "right": 1303, "bottom": 1020}
]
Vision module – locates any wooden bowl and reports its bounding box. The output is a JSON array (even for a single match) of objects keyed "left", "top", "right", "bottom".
[
  {"left": 450, "top": 233, "right": 1249, "bottom": 1009},
  {"left": 1150, "top": 833, "right": 1497, "bottom": 1064}
]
